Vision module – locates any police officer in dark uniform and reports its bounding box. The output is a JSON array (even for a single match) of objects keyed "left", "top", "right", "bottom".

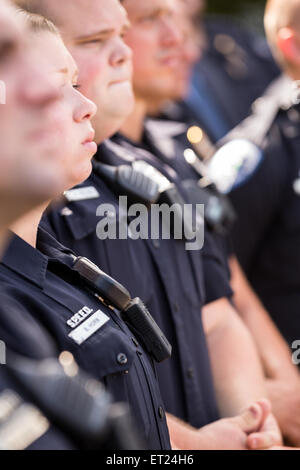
[{"left": 210, "top": 73, "right": 300, "bottom": 353}]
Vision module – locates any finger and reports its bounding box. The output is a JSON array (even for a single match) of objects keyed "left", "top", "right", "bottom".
[
  {"left": 233, "top": 403, "right": 264, "bottom": 433},
  {"left": 255, "top": 399, "right": 272, "bottom": 427},
  {"left": 247, "top": 431, "right": 276, "bottom": 450}
]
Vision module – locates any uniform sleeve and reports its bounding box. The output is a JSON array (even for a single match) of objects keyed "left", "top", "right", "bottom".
[
  {"left": 228, "top": 135, "right": 289, "bottom": 273},
  {"left": 202, "top": 231, "right": 233, "bottom": 304}
]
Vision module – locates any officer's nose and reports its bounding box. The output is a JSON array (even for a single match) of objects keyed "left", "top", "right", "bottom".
[
  {"left": 161, "top": 17, "right": 183, "bottom": 48},
  {"left": 110, "top": 38, "right": 133, "bottom": 68},
  {"left": 74, "top": 93, "right": 97, "bottom": 123}
]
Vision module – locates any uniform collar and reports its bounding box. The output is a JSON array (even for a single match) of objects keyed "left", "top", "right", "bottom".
[
  {"left": 94, "top": 138, "right": 137, "bottom": 167},
  {"left": 95, "top": 135, "right": 158, "bottom": 167},
  {"left": 1, "top": 232, "right": 49, "bottom": 288},
  {"left": 145, "top": 118, "right": 187, "bottom": 139},
  {"left": 220, "top": 74, "right": 298, "bottom": 147},
  {"left": 37, "top": 226, "right": 76, "bottom": 268},
  {"left": 143, "top": 119, "right": 188, "bottom": 161},
  {"left": 1, "top": 228, "right": 76, "bottom": 288}
]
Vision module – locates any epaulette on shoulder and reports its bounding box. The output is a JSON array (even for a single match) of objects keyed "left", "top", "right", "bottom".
[
  {"left": 205, "top": 77, "right": 295, "bottom": 193},
  {"left": 219, "top": 74, "right": 294, "bottom": 148}
]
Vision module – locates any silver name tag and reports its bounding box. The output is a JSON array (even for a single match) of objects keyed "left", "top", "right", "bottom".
[
  {"left": 68, "top": 310, "right": 110, "bottom": 345},
  {"left": 64, "top": 186, "right": 100, "bottom": 202}
]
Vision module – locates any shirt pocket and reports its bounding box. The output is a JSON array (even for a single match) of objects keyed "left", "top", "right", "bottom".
[
  {"left": 71, "top": 318, "right": 136, "bottom": 379},
  {"left": 69, "top": 320, "right": 152, "bottom": 443}
]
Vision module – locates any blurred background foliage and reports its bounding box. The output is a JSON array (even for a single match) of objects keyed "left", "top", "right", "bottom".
[{"left": 206, "top": 0, "right": 267, "bottom": 33}]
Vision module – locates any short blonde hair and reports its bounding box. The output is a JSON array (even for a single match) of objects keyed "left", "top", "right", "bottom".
[
  {"left": 12, "top": 0, "right": 61, "bottom": 28},
  {"left": 17, "top": 9, "right": 60, "bottom": 36}
]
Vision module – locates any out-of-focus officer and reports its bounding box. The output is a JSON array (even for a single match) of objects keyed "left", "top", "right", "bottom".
[
  {"left": 141, "top": 0, "right": 300, "bottom": 448},
  {"left": 207, "top": 0, "right": 300, "bottom": 445},
  {"left": 18, "top": 0, "right": 283, "bottom": 450},
  {"left": 210, "top": 0, "right": 300, "bottom": 356},
  {"left": 160, "top": 0, "right": 280, "bottom": 144}
]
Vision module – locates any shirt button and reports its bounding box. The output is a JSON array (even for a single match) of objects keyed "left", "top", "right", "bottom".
[
  {"left": 158, "top": 406, "right": 165, "bottom": 420},
  {"left": 117, "top": 353, "right": 128, "bottom": 365},
  {"left": 152, "top": 239, "right": 160, "bottom": 249},
  {"left": 187, "top": 368, "right": 194, "bottom": 379},
  {"left": 174, "top": 303, "right": 180, "bottom": 313}
]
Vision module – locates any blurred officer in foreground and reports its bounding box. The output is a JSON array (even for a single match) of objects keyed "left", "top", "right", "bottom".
[
  {"left": 142, "top": 1, "right": 300, "bottom": 448},
  {"left": 19, "top": 0, "right": 284, "bottom": 449},
  {"left": 0, "top": 0, "right": 80, "bottom": 255},
  {"left": 0, "top": 1, "right": 141, "bottom": 451},
  {"left": 207, "top": 0, "right": 300, "bottom": 445},
  {"left": 0, "top": 9, "right": 171, "bottom": 450}
]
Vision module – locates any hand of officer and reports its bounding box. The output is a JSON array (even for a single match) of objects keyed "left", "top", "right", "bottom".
[
  {"left": 247, "top": 399, "right": 283, "bottom": 449},
  {"left": 198, "top": 399, "right": 280, "bottom": 450},
  {"left": 266, "top": 378, "right": 300, "bottom": 447},
  {"left": 168, "top": 399, "right": 277, "bottom": 450}
]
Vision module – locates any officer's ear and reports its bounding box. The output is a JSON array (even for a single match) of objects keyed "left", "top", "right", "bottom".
[{"left": 277, "top": 27, "right": 300, "bottom": 66}]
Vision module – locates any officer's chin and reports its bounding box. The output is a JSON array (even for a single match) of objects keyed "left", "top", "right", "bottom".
[{"left": 72, "top": 160, "right": 94, "bottom": 188}]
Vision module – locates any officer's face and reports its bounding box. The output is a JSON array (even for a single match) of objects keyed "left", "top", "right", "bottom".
[
  {"left": 167, "top": 10, "right": 204, "bottom": 101},
  {"left": 42, "top": 0, "right": 134, "bottom": 143},
  {"left": 0, "top": 1, "right": 75, "bottom": 232},
  {"left": 122, "top": 0, "right": 183, "bottom": 103},
  {"left": 33, "top": 32, "right": 97, "bottom": 191}
]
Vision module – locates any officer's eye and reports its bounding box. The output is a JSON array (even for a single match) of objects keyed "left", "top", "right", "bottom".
[
  {"left": 73, "top": 84, "right": 81, "bottom": 90},
  {"left": 81, "top": 38, "right": 106, "bottom": 47},
  {"left": 138, "top": 10, "right": 165, "bottom": 24},
  {"left": 139, "top": 14, "right": 158, "bottom": 23}
]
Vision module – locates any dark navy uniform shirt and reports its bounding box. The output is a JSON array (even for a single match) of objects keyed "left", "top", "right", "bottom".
[
  {"left": 42, "top": 137, "right": 226, "bottom": 428},
  {"left": 210, "top": 75, "right": 300, "bottom": 348},
  {"left": 0, "top": 229, "right": 170, "bottom": 450},
  {"left": 143, "top": 119, "right": 233, "bottom": 279},
  {"left": 0, "top": 293, "right": 76, "bottom": 450},
  {"left": 114, "top": 132, "right": 232, "bottom": 303}
]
